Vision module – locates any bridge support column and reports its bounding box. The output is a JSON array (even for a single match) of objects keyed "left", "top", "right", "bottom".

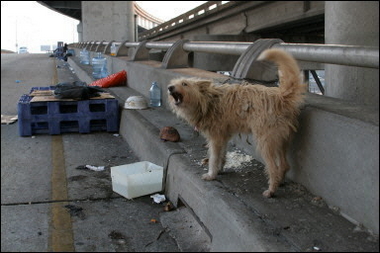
[
  {"left": 77, "top": 22, "right": 83, "bottom": 42},
  {"left": 325, "top": 1, "right": 379, "bottom": 108},
  {"left": 82, "top": 1, "right": 135, "bottom": 42}
]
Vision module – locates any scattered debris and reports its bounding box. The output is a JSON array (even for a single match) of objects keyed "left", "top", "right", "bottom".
[
  {"left": 330, "top": 205, "right": 340, "bottom": 214},
  {"left": 311, "top": 196, "right": 326, "bottom": 207},
  {"left": 85, "top": 164, "right": 105, "bottom": 171},
  {"left": 108, "top": 230, "right": 125, "bottom": 240},
  {"left": 1, "top": 114, "right": 18, "bottom": 124},
  {"left": 150, "top": 218, "right": 158, "bottom": 223},
  {"left": 163, "top": 201, "right": 174, "bottom": 212},
  {"left": 76, "top": 165, "right": 105, "bottom": 171},
  {"left": 150, "top": 193, "right": 166, "bottom": 204},
  {"left": 145, "top": 228, "right": 168, "bottom": 247},
  {"left": 223, "top": 150, "right": 253, "bottom": 170},
  {"left": 159, "top": 126, "right": 180, "bottom": 142},
  {"left": 64, "top": 204, "right": 85, "bottom": 219},
  {"left": 353, "top": 223, "right": 366, "bottom": 233}
]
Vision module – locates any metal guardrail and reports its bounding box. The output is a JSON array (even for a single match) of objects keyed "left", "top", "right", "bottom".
[
  {"left": 275, "top": 43, "right": 379, "bottom": 69},
  {"left": 71, "top": 40, "right": 379, "bottom": 69},
  {"left": 70, "top": 39, "right": 378, "bottom": 95}
]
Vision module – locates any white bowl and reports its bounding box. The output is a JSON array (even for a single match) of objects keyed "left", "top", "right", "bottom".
[
  {"left": 124, "top": 96, "right": 148, "bottom": 109},
  {"left": 111, "top": 161, "right": 163, "bottom": 199}
]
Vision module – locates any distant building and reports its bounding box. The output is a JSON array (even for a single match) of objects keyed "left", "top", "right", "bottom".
[
  {"left": 134, "top": 2, "right": 164, "bottom": 30},
  {"left": 40, "top": 45, "right": 51, "bottom": 52},
  {"left": 19, "top": 47, "right": 28, "bottom": 54}
]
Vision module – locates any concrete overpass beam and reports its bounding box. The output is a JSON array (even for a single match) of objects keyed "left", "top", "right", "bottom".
[
  {"left": 325, "top": 1, "right": 379, "bottom": 108},
  {"left": 77, "top": 22, "right": 83, "bottom": 42},
  {"left": 82, "top": 1, "right": 135, "bottom": 42}
]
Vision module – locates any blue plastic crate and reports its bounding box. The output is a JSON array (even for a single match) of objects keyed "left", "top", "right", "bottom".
[{"left": 18, "top": 93, "right": 119, "bottom": 136}]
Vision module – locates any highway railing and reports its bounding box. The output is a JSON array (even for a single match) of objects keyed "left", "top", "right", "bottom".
[{"left": 70, "top": 39, "right": 379, "bottom": 94}]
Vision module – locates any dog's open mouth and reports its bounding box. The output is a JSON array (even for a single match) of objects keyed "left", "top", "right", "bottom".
[{"left": 170, "top": 92, "right": 183, "bottom": 105}]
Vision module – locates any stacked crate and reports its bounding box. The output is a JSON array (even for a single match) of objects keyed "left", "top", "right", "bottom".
[{"left": 18, "top": 87, "right": 119, "bottom": 136}]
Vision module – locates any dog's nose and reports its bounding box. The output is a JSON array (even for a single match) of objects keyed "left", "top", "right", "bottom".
[{"left": 168, "top": 86, "right": 175, "bottom": 92}]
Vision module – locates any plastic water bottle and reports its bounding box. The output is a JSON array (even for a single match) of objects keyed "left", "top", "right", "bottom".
[
  {"left": 92, "top": 52, "right": 108, "bottom": 79},
  {"left": 110, "top": 43, "right": 117, "bottom": 56},
  {"left": 149, "top": 81, "right": 161, "bottom": 107},
  {"left": 80, "top": 49, "right": 90, "bottom": 65}
]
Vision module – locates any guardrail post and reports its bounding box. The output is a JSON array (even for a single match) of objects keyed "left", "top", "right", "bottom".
[
  {"left": 84, "top": 41, "right": 92, "bottom": 51},
  {"left": 95, "top": 40, "right": 106, "bottom": 52},
  {"left": 231, "top": 39, "right": 283, "bottom": 81},
  {"left": 116, "top": 40, "right": 130, "bottom": 56},
  {"left": 103, "top": 40, "right": 115, "bottom": 55},
  {"left": 161, "top": 39, "right": 190, "bottom": 69},
  {"left": 89, "top": 41, "right": 98, "bottom": 51},
  {"left": 131, "top": 41, "right": 150, "bottom": 61}
]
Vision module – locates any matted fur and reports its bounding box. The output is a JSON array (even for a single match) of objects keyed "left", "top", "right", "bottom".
[{"left": 167, "top": 48, "right": 306, "bottom": 197}]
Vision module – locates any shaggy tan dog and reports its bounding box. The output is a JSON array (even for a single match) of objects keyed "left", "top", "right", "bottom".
[{"left": 167, "top": 48, "right": 306, "bottom": 197}]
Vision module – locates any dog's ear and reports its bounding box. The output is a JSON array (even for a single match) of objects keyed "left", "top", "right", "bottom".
[{"left": 195, "top": 80, "right": 212, "bottom": 92}]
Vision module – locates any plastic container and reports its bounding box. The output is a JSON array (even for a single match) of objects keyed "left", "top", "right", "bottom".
[
  {"left": 111, "top": 161, "right": 164, "bottom": 199},
  {"left": 18, "top": 89, "right": 119, "bottom": 136},
  {"left": 110, "top": 43, "right": 117, "bottom": 56},
  {"left": 92, "top": 52, "right": 108, "bottom": 79},
  {"left": 124, "top": 96, "right": 148, "bottom": 109},
  {"left": 149, "top": 81, "right": 161, "bottom": 107},
  {"left": 80, "top": 49, "right": 90, "bottom": 65}
]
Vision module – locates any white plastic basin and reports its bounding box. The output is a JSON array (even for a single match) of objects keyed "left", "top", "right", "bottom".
[{"left": 111, "top": 161, "right": 163, "bottom": 199}]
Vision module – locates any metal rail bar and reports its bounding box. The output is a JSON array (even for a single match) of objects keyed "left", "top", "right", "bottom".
[
  {"left": 73, "top": 41, "right": 379, "bottom": 69},
  {"left": 183, "top": 41, "right": 252, "bottom": 55},
  {"left": 274, "top": 43, "right": 379, "bottom": 69},
  {"left": 146, "top": 42, "right": 174, "bottom": 50}
]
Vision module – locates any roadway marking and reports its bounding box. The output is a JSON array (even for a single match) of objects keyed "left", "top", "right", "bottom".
[{"left": 49, "top": 58, "right": 75, "bottom": 251}]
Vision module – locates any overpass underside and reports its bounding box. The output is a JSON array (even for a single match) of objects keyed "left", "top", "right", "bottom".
[{"left": 139, "top": 1, "right": 325, "bottom": 43}]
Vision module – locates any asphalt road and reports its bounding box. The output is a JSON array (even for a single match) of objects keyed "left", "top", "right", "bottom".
[{"left": 1, "top": 54, "right": 205, "bottom": 252}]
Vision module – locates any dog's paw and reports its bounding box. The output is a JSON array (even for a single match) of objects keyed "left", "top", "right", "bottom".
[
  {"left": 201, "top": 158, "right": 209, "bottom": 165},
  {"left": 201, "top": 173, "right": 215, "bottom": 181},
  {"left": 262, "top": 190, "right": 274, "bottom": 198}
]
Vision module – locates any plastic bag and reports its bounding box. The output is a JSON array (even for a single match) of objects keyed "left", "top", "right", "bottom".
[
  {"left": 89, "top": 70, "right": 127, "bottom": 88},
  {"left": 54, "top": 81, "right": 105, "bottom": 100}
]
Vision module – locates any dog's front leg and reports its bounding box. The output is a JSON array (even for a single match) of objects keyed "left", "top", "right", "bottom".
[{"left": 201, "top": 138, "right": 226, "bottom": 180}]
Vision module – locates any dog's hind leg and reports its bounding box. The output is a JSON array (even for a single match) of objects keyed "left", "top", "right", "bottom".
[
  {"left": 278, "top": 140, "right": 290, "bottom": 182},
  {"left": 258, "top": 138, "right": 283, "bottom": 198},
  {"left": 201, "top": 137, "right": 228, "bottom": 180}
]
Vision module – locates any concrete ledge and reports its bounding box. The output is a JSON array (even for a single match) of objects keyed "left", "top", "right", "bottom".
[
  {"left": 233, "top": 94, "right": 379, "bottom": 234},
  {"left": 165, "top": 153, "right": 295, "bottom": 252},
  {"left": 165, "top": 152, "right": 380, "bottom": 252}
]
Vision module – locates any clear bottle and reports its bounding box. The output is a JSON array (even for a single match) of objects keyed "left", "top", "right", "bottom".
[
  {"left": 149, "top": 81, "right": 161, "bottom": 107},
  {"left": 110, "top": 43, "right": 117, "bottom": 56},
  {"left": 92, "top": 52, "right": 108, "bottom": 79},
  {"left": 80, "top": 49, "right": 90, "bottom": 65}
]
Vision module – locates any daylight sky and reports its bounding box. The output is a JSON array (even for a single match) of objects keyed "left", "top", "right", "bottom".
[{"left": 1, "top": 1, "right": 206, "bottom": 53}]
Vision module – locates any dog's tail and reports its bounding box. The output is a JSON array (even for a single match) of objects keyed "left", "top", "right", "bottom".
[{"left": 258, "top": 48, "right": 306, "bottom": 98}]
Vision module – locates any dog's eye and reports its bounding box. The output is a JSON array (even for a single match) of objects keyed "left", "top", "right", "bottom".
[{"left": 181, "top": 82, "right": 187, "bottom": 86}]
